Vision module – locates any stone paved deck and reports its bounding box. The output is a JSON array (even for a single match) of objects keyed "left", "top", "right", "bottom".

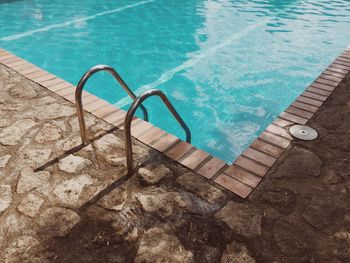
[{"left": 0, "top": 63, "right": 350, "bottom": 262}]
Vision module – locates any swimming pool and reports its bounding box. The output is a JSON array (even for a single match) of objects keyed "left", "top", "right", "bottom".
[{"left": 1, "top": 0, "right": 350, "bottom": 163}]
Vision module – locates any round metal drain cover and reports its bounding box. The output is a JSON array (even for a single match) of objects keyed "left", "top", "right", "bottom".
[{"left": 289, "top": 125, "right": 318, "bottom": 141}]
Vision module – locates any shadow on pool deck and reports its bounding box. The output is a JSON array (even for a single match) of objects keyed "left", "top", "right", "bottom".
[{"left": 0, "top": 63, "right": 350, "bottom": 262}]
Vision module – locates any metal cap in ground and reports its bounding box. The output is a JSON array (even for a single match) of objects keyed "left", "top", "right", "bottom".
[{"left": 289, "top": 125, "right": 318, "bottom": 141}]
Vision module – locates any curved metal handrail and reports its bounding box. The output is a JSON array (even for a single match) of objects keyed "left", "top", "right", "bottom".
[
  {"left": 124, "top": 89, "right": 191, "bottom": 174},
  {"left": 75, "top": 64, "right": 149, "bottom": 144}
]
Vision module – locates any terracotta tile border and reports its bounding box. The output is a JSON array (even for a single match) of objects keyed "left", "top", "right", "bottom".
[{"left": 1, "top": 45, "right": 349, "bottom": 199}]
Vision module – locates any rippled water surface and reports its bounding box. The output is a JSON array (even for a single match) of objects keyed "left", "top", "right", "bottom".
[{"left": 1, "top": 0, "right": 350, "bottom": 162}]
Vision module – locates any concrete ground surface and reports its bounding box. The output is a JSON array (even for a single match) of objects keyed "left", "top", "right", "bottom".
[{"left": 0, "top": 63, "right": 349, "bottom": 263}]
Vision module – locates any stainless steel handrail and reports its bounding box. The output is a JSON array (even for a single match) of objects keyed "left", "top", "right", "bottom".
[
  {"left": 75, "top": 64, "right": 149, "bottom": 144},
  {"left": 124, "top": 89, "right": 191, "bottom": 174}
]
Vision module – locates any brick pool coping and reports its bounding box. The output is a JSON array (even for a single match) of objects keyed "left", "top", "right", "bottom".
[{"left": 1, "top": 46, "right": 350, "bottom": 199}]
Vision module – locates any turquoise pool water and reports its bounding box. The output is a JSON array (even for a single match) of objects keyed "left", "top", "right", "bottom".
[{"left": 1, "top": 0, "right": 350, "bottom": 162}]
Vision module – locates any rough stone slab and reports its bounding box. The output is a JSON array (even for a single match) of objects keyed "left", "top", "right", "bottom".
[
  {"left": 36, "top": 96, "right": 57, "bottom": 105},
  {"left": 35, "top": 103, "right": 75, "bottom": 120},
  {"left": 97, "top": 186, "right": 127, "bottom": 211},
  {"left": 35, "top": 123, "right": 62, "bottom": 143},
  {"left": 136, "top": 187, "right": 187, "bottom": 218},
  {"left": 221, "top": 240, "right": 256, "bottom": 263},
  {"left": 135, "top": 227, "right": 193, "bottom": 263},
  {"left": 138, "top": 164, "right": 172, "bottom": 184},
  {"left": 53, "top": 174, "right": 95, "bottom": 207},
  {"left": 94, "top": 133, "right": 124, "bottom": 151},
  {"left": 273, "top": 216, "right": 315, "bottom": 257},
  {"left": 271, "top": 146, "right": 322, "bottom": 178},
  {"left": 69, "top": 115, "right": 96, "bottom": 132},
  {"left": 93, "top": 133, "right": 127, "bottom": 166},
  {"left": 58, "top": 155, "right": 92, "bottom": 174},
  {"left": 0, "top": 214, "right": 29, "bottom": 249},
  {"left": 17, "top": 193, "right": 44, "bottom": 218},
  {"left": 4, "top": 235, "right": 43, "bottom": 263},
  {"left": 176, "top": 172, "right": 225, "bottom": 203},
  {"left": 21, "top": 149, "right": 52, "bottom": 167},
  {"left": 61, "top": 136, "right": 82, "bottom": 151},
  {"left": 8, "top": 82, "right": 37, "bottom": 99},
  {"left": 301, "top": 195, "right": 350, "bottom": 236},
  {"left": 0, "top": 185, "right": 12, "bottom": 214},
  {"left": 215, "top": 201, "right": 262, "bottom": 238},
  {"left": 334, "top": 231, "right": 350, "bottom": 241},
  {"left": 0, "top": 118, "right": 11, "bottom": 128},
  {"left": 259, "top": 189, "right": 296, "bottom": 215},
  {"left": 38, "top": 207, "right": 80, "bottom": 237},
  {"left": 0, "top": 154, "right": 11, "bottom": 168},
  {"left": 17, "top": 169, "right": 51, "bottom": 194},
  {"left": 0, "top": 119, "right": 36, "bottom": 146}
]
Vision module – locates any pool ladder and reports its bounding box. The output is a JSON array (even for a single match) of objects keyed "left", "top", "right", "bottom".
[{"left": 75, "top": 65, "right": 191, "bottom": 175}]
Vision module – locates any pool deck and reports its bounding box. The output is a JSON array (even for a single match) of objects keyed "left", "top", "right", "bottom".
[
  {"left": 0, "top": 47, "right": 350, "bottom": 262},
  {"left": 1, "top": 47, "right": 350, "bottom": 200}
]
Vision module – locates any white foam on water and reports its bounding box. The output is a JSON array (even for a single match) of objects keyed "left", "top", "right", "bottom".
[
  {"left": 0, "top": 0, "right": 155, "bottom": 42},
  {"left": 113, "top": 19, "right": 268, "bottom": 108}
]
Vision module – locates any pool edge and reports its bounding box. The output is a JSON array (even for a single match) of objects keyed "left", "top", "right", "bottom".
[{"left": 0, "top": 46, "right": 349, "bottom": 199}]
